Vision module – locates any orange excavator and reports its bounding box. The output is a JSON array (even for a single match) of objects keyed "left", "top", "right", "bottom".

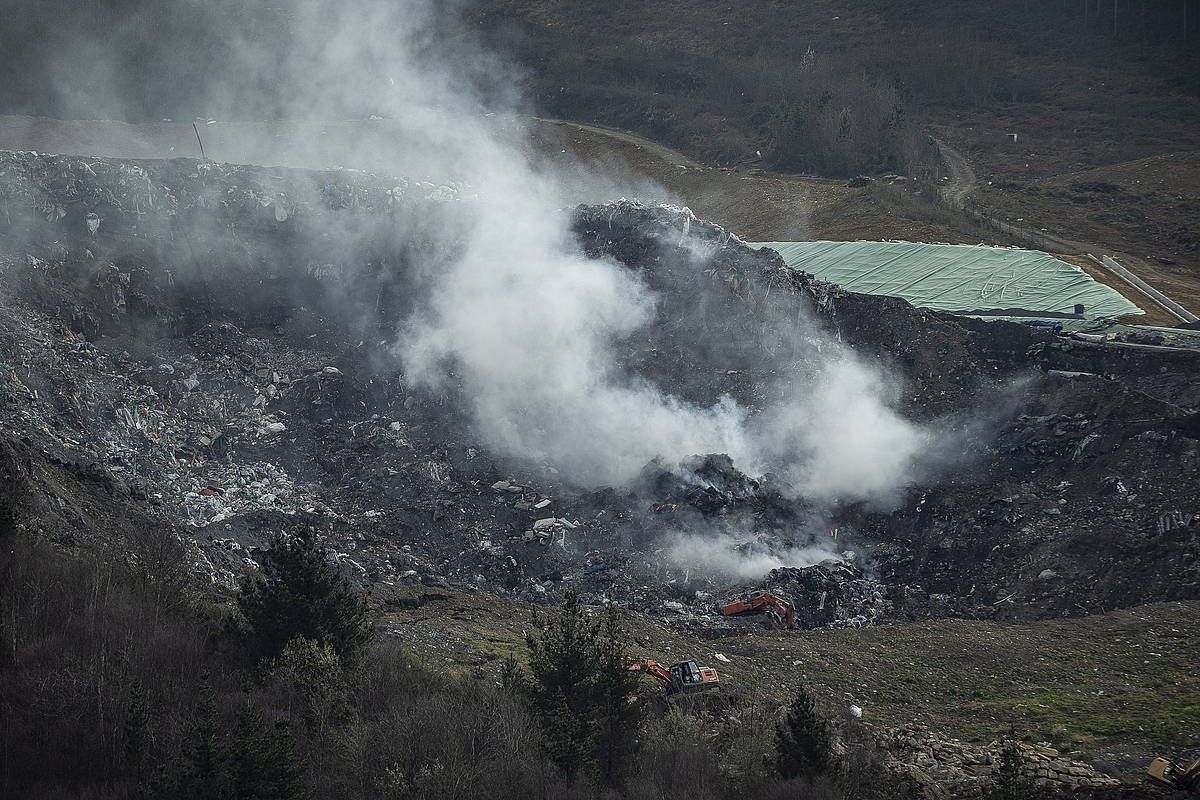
[
  {"left": 721, "top": 592, "right": 795, "bottom": 629},
  {"left": 627, "top": 657, "right": 720, "bottom": 694}
]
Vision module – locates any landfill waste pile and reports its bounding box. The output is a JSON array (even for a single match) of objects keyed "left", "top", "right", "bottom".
[{"left": 0, "top": 150, "right": 1197, "bottom": 630}]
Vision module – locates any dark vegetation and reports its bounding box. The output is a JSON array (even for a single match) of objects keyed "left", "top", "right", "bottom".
[
  {"left": 1, "top": 2, "right": 1197, "bottom": 179},
  {"left": 238, "top": 525, "right": 372, "bottom": 664},
  {"left": 0, "top": 525, "right": 922, "bottom": 800},
  {"left": 474, "top": 0, "right": 1200, "bottom": 174},
  {"left": 0, "top": 526, "right": 541, "bottom": 800},
  {"left": 776, "top": 685, "right": 835, "bottom": 782},
  {"left": 522, "top": 592, "right": 643, "bottom": 785},
  {"left": 990, "top": 739, "right": 1033, "bottom": 800}
]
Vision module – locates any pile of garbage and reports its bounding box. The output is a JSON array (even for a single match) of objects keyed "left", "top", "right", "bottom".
[
  {"left": 0, "top": 151, "right": 1197, "bottom": 628},
  {"left": 645, "top": 454, "right": 771, "bottom": 516},
  {"left": 762, "top": 561, "right": 893, "bottom": 629}
]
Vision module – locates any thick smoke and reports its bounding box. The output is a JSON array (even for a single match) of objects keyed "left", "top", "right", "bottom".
[
  {"left": 750, "top": 355, "right": 931, "bottom": 506},
  {"left": 400, "top": 192, "right": 758, "bottom": 486},
  {"left": 10, "top": 1, "right": 940, "bottom": 570},
  {"left": 361, "top": 10, "right": 935, "bottom": 505}
]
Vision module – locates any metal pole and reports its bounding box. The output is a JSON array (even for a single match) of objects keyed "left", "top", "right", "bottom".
[{"left": 192, "top": 122, "right": 208, "bottom": 161}]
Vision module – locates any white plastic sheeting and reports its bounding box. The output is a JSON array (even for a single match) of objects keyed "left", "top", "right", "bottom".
[{"left": 756, "top": 240, "right": 1143, "bottom": 319}]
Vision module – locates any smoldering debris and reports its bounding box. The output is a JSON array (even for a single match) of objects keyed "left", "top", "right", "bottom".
[{"left": 1, "top": 151, "right": 1199, "bottom": 632}]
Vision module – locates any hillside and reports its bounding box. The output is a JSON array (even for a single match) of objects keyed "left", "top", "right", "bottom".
[
  {"left": 381, "top": 585, "right": 1200, "bottom": 776},
  {"left": 1, "top": 3, "right": 1199, "bottom": 798}
]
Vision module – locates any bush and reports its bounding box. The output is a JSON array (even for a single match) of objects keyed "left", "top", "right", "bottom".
[
  {"left": 989, "top": 738, "right": 1029, "bottom": 800},
  {"left": 342, "top": 640, "right": 545, "bottom": 800},
  {"left": 627, "top": 709, "right": 724, "bottom": 800},
  {"left": 266, "top": 637, "right": 352, "bottom": 737}
]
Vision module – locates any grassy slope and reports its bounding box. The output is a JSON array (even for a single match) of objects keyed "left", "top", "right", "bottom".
[{"left": 380, "top": 586, "right": 1200, "bottom": 772}]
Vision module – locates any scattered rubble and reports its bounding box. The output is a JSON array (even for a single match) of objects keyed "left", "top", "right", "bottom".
[{"left": 877, "top": 726, "right": 1120, "bottom": 798}]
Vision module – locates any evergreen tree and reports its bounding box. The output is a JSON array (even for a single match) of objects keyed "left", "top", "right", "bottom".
[
  {"left": 230, "top": 707, "right": 309, "bottom": 800},
  {"left": 990, "top": 738, "right": 1029, "bottom": 800},
  {"left": 155, "top": 674, "right": 228, "bottom": 800},
  {"left": 238, "top": 525, "right": 370, "bottom": 663},
  {"left": 524, "top": 590, "right": 600, "bottom": 780},
  {"left": 499, "top": 653, "right": 524, "bottom": 694},
  {"left": 592, "top": 607, "right": 644, "bottom": 787},
  {"left": 524, "top": 593, "right": 644, "bottom": 784},
  {"left": 775, "top": 685, "right": 833, "bottom": 780}
]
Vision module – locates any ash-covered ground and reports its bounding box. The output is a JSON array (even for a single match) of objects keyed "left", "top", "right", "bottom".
[{"left": 1, "top": 150, "right": 1197, "bottom": 632}]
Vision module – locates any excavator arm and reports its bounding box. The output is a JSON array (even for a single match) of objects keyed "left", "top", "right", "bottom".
[
  {"left": 721, "top": 592, "right": 795, "bottom": 629},
  {"left": 627, "top": 657, "right": 674, "bottom": 690},
  {"left": 1147, "top": 754, "right": 1200, "bottom": 791}
]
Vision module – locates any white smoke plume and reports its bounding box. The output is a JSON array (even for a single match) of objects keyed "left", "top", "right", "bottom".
[
  {"left": 662, "top": 529, "right": 841, "bottom": 580},
  {"left": 749, "top": 355, "right": 932, "bottom": 506},
  {"left": 9, "top": 0, "right": 937, "bottom": 511},
  {"left": 349, "top": 9, "right": 936, "bottom": 505}
]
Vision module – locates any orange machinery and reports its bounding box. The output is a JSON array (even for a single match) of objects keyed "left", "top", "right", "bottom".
[
  {"left": 1146, "top": 753, "right": 1200, "bottom": 791},
  {"left": 627, "top": 657, "right": 720, "bottom": 694},
  {"left": 721, "top": 591, "right": 795, "bottom": 629}
]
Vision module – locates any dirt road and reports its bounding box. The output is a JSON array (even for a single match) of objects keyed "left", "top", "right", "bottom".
[
  {"left": 535, "top": 118, "right": 699, "bottom": 168},
  {"left": 932, "top": 138, "right": 977, "bottom": 210}
]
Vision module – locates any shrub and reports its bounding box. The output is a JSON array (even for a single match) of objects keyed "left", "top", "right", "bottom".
[
  {"left": 266, "top": 636, "right": 352, "bottom": 737},
  {"left": 627, "top": 709, "right": 724, "bottom": 800},
  {"left": 989, "top": 738, "right": 1028, "bottom": 800}
]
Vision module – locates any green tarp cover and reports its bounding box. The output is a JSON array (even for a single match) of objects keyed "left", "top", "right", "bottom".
[{"left": 755, "top": 240, "right": 1143, "bottom": 320}]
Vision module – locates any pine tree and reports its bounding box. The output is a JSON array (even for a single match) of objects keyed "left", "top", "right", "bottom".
[
  {"left": 775, "top": 685, "right": 833, "bottom": 780},
  {"left": 524, "top": 593, "right": 644, "bottom": 784},
  {"left": 591, "top": 606, "right": 644, "bottom": 787},
  {"left": 524, "top": 590, "right": 600, "bottom": 780},
  {"left": 158, "top": 674, "right": 228, "bottom": 800},
  {"left": 238, "top": 525, "right": 370, "bottom": 663},
  {"left": 990, "top": 738, "right": 1028, "bottom": 800},
  {"left": 499, "top": 653, "right": 524, "bottom": 694},
  {"left": 230, "top": 707, "right": 308, "bottom": 800}
]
